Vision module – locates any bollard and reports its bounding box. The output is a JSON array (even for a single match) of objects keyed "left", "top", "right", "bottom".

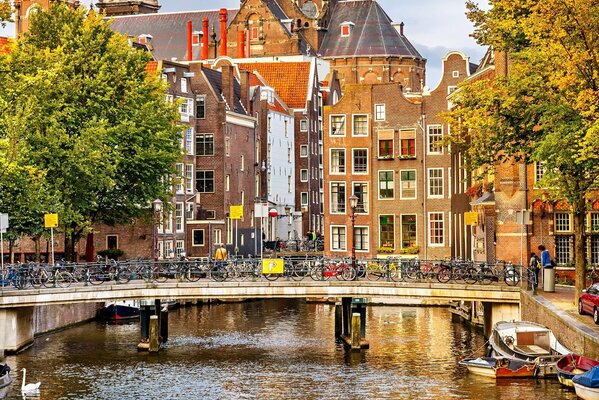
[
  {"left": 335, "top": 302, "right": 342, "bottom": 338},
  {"left": 149, "top": 315, "right": 159, "bottom": 353},
  {"left": 160, "top": 306, "right": 169, "bottom": 343},
  {"left": 351, "top": 313, "right": 361, "bottom": 351},
  {"left": 342, "top": 297, "right": 352, "bottom": 338}
]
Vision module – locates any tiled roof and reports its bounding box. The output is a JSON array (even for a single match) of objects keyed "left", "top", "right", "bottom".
[
  {"left": 109, "top": 9, "right": 239, "bottom": 62},
  {"left": 237, "top": 62, "right": 311, "bottom": 109},
  {"left": 203, "top": 67, "right": 247, "bottom": 115},
  {"left": 145, "top": 60, "right": 159, "bottom": 75},
  {"left": 0, "top": 37, "right": 10, "bottom": 54},
  {"left": 319, "top": 1, "right": 422, "bottom": 59}
]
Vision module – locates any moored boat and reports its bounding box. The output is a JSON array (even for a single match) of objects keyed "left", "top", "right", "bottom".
[
  {"left": 98, "top": 300, "right": 140, "bottom": 320},
  {"left": 488, "top": 320, "right": 570, "bottom": 377},
  {"left": 557, "top": 354, "right": 599, "bottom": 388},
  {"left": 0, "top": 363, "right": 13, "bottom": 399},
  {"left": 573, "top": 365, "right": 599, "bottom": 400},
  {"left": 460, "top": 357, "right": 537, "bottom": 378}
]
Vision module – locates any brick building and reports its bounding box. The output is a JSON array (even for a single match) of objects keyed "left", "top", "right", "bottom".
[
  {"left": 97, "top": 0, "right": 160, "bottom": 16},
  {"left": 466, "top": 49, "right": 599, "bottom": 268},
  {"left": 323, "top": 51, "right": 475, "bottom": 259},
  {"left": 13, "top": 0, "right": 79, "bottom": 37}
]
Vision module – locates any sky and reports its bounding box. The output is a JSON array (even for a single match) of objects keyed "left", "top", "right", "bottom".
[{"left": 0, "top": 0, "right": 489, "bottom": 87}]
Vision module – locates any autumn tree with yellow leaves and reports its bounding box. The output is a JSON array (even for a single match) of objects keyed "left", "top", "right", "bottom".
[{"left": 448, "top": 0, "right": 599, "bottom": 301}]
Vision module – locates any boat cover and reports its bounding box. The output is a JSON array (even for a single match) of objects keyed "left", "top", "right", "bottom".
[{"left": 573, "top": 365, "right": 599, "bottom": 388}]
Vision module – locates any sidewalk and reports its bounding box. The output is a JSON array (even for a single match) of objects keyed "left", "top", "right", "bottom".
[{"left": 535, "top": 284, "right": 599, "bottom": 340}]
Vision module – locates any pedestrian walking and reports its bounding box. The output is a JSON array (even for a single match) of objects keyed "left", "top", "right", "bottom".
[{"left": 529, "top": 252, "right": 540, "bottom": 290}]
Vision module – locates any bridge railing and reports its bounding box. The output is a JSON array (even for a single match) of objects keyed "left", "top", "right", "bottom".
[{"left": 0, "top": 257, "right": 527, "bottom": 291}]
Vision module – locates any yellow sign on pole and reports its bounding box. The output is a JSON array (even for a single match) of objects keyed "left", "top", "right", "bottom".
[
  {"left": 262, "top": 259, "right": 284, "bottom": 274},
  {"left": 464, "top": 212, "right": 479, "bottom": 226},
  {"left": 229, "top": 205, "right": 244, "bottom": 220},
  {"left": 44, "top": 213, "right": 59, "bottom": 228}
]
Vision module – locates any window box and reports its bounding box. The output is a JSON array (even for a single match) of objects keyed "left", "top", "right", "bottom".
[
  {"left": 378, "top": 155, "right": 394, "bottom": 160},
  {"left": 399, "top": 154, "right": 416, "bottom": 160},
  {"left": 399, "top": 245, "right": 419, "bottom": 255},
  {"left": 376, "top": 246, "right": 395, "bottom": 254}
]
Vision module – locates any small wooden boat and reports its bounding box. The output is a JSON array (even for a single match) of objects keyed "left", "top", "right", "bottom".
[
  {"left": 0, "top": 363, "right": 13, "bottom": 399},
  {"left": 558, "top": 354, "right": 599, "bottom": 388},
  {"left": 488, "top": 320, "right": 570, "bottom": 377},
  {"left": 460, "top": 357, "right": 537, "bottom": 378},
  {"left": 573, "top": 365, "right": 599, "bottom": 400}
]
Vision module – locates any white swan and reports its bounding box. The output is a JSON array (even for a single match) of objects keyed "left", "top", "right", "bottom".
[{"left": 21, "top": 368, "right": 40, "bottom": 394}]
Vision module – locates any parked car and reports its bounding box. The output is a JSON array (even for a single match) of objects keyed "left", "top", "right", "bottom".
[{"left": 579, "top": 283, "right": 599, "bottom": 324}]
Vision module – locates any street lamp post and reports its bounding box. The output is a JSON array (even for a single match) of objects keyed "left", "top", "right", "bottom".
[
  {"left": 349, "top": 194, "right": 359, "bottom": 278},
  {"left": 152, "top": 199, "right": 163, "bottom": 261}
]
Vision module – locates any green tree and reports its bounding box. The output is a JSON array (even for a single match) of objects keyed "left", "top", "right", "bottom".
[
  {"left": 0, "top": 3, "right": 182, "bottom": 260},
  {"left": 0, "top": 0, "right": 11, "bottom": 27},
  {"left": 448, "top": 0, "right": 599, "bottom": 301}
]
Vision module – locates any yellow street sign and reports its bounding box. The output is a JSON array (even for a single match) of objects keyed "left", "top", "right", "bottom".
[
  {"left": 464, "top": 212, "right": 478, "bottom": 226},
  {"left": 44, "top": 213, "right": 59, "bottom": 228},
  {"left": 230, "top": 205, "right": 244, "bottom": 220},
  {"left": 262, "top": 259, "right": 284, "bottom": 275}
]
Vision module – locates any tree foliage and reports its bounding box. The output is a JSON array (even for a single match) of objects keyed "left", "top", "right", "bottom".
[
  {"left": 0, "top": 4, "right": 181, "bottom": 259},
  {"left": 0, "top": 0, "right": 11, "bottom": 27},
  {"left": 449, "top": 0, "right": 599, "bottom": 300}
]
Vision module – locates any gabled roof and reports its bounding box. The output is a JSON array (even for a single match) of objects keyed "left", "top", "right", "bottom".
[
  {"left": 237, "top": 62, "right": 312, "bottom": 109},
  {"left": 249, "top": 72, "right": 290, "bottom": 114},
  {"left": 0, "top": 37, "right": 10, "bottom": 54},
  {"left": 319, "top": 0, "right": 422, "bottom": 59},
  {"left": 202, "top": 67, "right": 247, "bottom": 115},
  {"left": 109, "top": 9, "right": 239, "bottom": 62}
]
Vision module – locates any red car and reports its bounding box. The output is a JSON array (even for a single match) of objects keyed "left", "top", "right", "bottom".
[{"left": 579, "top": 283, "right": 599, "bottom": 324}]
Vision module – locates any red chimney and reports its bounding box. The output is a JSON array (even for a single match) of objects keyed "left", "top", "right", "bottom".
[
  {"left": 237, "top": 30, "right": 245, "bottom": 58},
  {"left": 201, "top": 17, "right": 209, "bottom": 60},
  {"left": 187, "top": 21, "right": 193, "bottom": 61},
  {"left": 219, "top": 8, "right": 228, "bottom": 57}
]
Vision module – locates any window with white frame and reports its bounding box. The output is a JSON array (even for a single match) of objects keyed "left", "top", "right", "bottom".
[
  {"left": 352, "top": 149, "right": 368, "bottom": 174},
  {"left": 179, "top": 98, "right": 194, "bottom": 117},
  {"left": 185, "top": 128, "right": 194, "bottom": 155},
  {"left": 287, "top": 148, "right": 291, "bottom": 163},
  {"left": 353, "top": 182, "right": 368, "bottom": 214},
  {"left": 225, "top": 175, "right": 230, "bottom": 191},
  {"left": 428, "top": 168, "right": 444, "bottom": 198},
  {"left": 379, "top": 171, "right": 394, "bottom": 199},
  {"left": 331, "top": 226, "right": 346, "bottom": 251},
  {"left": 300, "top": 119, "right": 308, "bottom": 132},
  {"left": 165, "top": 94, "right": 174, "bottom": 104},
  {"left": 241, "top": 155, "right": 245, "bottom": 171},
  {"left": 185, "top": 202, "right": 194, "bottom": 220},
  {"left": 165, "top": 240, "right": 174, "bottom": 258},
  {"left": 354, "top": 227, "right": 369, "bottom": 251},
  {"left": 176, "top": 203, "right": 184, "bottom": 232},
  {"left": 300, "top": 169, "right": 308, "bottom": 182},
  {"left": 555, "top": 212, "right": 571, "bottom": 233},
  {"left": 181, "top": 77, "right": 188, "bottom": 93},
  {"left": 301, "top": 192, "right": 308, "bottom": 206},
  {"left": 196, "top": 95, "right": 206, "bottom": 119},
  {"left": 375, "top": 104, "right": 386, "bottom": 121},
  {"left": 330, "top": 149, "right": 346, "bottom": 174},
  {"left": 300, "top": 145, "right": 308, "bottom": 157},
  {"left": 401, "top": 215, "right": 417, "bottom": 248},
  {"left": 186, "top": 164, "right": 193, "bottom": 193},
  {"left": 107, "top": 235, "right": 118, "bottom": 250},
  {"left": 428, "top": 212, "right": 444, "bottom": 246},
  {"left": 330, "top": 182, "right": 346, "bottom": 213},
  {"left": 175, "top": 163, "right": 184, "bottom": 193},
  {"left": 352, "top": 114, "right": 368, "bottom": 136},
  {"left": 400, "top": 170, "right": 416, "bottom": 199},
  {"left": 555, "top": 235, "right": 571, "bottom": 264},
  {"left": 378, "top": 129, "right": 394, "bottom": 158},
  {"left": 379, "top": 215, "right": 394, "bottom": 248},
  {"left": 164, "top": 209, "right": 173, "bottom": 233},
  {"left": 427, "top": 125, "right": 443, "bottom": 154},
  {"left": 288, "top": 176, "right": 291, "bottom": 193},
  {"left": 175, "top": 240, "right": 185, "bottom": 257},
  {"left": 192, "top": 229, "right": 205, "bottom": 246},
  {"left": 225, "top": 138, "right": 230, "bottom": 156},
  {"left": 330, "top": 115, "right": 346, "bottom": 136},
  {"left": 590, "top": 213, "right": 599, "bottom": 232},
  {"left": 196, "top": 134, "right": 214, "bottom": 156},
  {"left": 535, "top": 162, "right": 546, "bottom": 186},
  {"left": 591, "top": 236, "right": 599, "bottom": 265}
]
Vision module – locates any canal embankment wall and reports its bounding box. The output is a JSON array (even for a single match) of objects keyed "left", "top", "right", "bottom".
[
  {"left": 520, "top": 289, "right": 599, "bottom": 359},
  {"left": 33, "top": 303, "right": 102, "bottom": 337}
]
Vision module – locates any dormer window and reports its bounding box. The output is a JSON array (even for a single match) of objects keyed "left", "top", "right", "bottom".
[
  {"left": 340, "top": 22, "right": 355, "bottom": 37},
  {"left": 138, "top": 34, "right": 152, "bottom": 45},
  {"left": 192, "top": 31, "right": 202, "bottom": 46}
]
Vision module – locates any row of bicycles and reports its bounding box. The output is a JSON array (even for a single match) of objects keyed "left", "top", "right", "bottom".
[{"left": 0, "top": 257, "right": 525, "bottom": 289}]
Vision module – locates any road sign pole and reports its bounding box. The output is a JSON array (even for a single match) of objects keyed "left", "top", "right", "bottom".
[
  {"left": 0, "top": 229, "right": 4, "bottom": 287},
  {"left": 51, "top": 227, "right": 55, "bottom": 267}
]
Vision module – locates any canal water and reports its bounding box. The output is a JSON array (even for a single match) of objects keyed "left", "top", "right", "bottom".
[{"left": 4, "top": 299, "right": 576, "bottom": 399}]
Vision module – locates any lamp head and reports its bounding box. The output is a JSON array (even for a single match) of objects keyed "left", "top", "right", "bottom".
[{"left": 349, "top": 194, "right": 359, "bottom": 210}]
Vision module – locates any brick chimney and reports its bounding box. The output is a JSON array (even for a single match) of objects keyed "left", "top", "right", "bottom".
[
  {"left": 237, "top": 30, "right": 245, "bottom": 58},
  {"left": 219, "top": 8, "right": 228, "bottom": 57},
  {"left": 239, "top": 69, "right": 250, "bottom": 112},
  {"left": 221, "top": 64, "right": 236, "bottom": 111},
  {"left": 201, "top": 17, "right": 209, "bottom": 60},
  {"left": 187, "top": 21, "right": 193, "bottom": 61}
]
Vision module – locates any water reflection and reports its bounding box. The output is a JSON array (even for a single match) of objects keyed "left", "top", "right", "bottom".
[{"left": 3, "top": 299, "right": 577, "bottom": 399}]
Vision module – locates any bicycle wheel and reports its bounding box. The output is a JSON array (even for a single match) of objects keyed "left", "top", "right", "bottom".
[
  {"left": 55, "top": 271, "right": 73, "bottom": 288},
  {"left": 504, "top": 269, "right": 521, "bottom": 286},
  {"left": 293, "top": 262, "right": 310, "bottom": 281},
  {"left": 117, "top": 267, "right": 132, "bottom": 284},
  {"left": 153, "top": 265, "right": 169, "bottom": 283},
  {"left": 88, "top": 267, "right": 105, "bottom": 285},
  {"left": 366, "top": 262, "right": 382, "bottom": 281},
  {"left": 32, "top": 268, "right": 49, "bottom": 288},
  {"left": 341, "top": 265, "right": 356, "bottom": 281},
  {"left": 437, "top": 267, "right": 451, "bottom": 283},
  {"left": 310, "top": 265, "right": 326, "bottom": 281},
  {"left": 211, "top": 264, "right": 227, "bottom": 282},
  {"left": 185, "top": 265, "right": 203, "bottom": 282},
  {"left": 463, "top": 267, "right": 478, "bottom": 285}
]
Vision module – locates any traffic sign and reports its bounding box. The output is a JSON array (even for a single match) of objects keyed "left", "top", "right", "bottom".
[
  {"left": 229, "top": 205, "right": 244, "bottom": 220},
  {"left": 44, "top": 213, "right": 59, "bottom": 228},
  {"left": 464, "top": 212, "right": 478, "bottom": 226},
  {"left": 0, "top": 213, "right": 7, "bottom": 233}
]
